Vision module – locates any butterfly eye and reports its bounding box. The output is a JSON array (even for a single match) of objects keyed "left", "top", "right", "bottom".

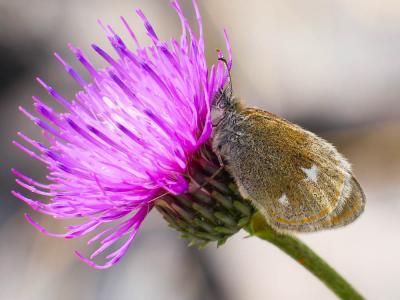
[
  {"left": 217, "top": 101, "right": 226, "bottom": 109},
  {"left": 213, "top": 87, "right": 232, "bottom": 110},
  {"left": 213, "top": 93, "right": 224, "bottom": 109}
]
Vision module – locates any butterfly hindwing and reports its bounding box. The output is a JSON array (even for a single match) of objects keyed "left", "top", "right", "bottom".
[
  {"left": 213, "top": 108, "right": 365, "bottom": 233},
  {"left": 317, "top": 176, "right": 365, "bottom": 230}
]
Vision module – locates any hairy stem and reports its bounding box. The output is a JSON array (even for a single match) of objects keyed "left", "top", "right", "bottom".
[{"left": 247, "top": 212, "right": 364, "bottom": 300}]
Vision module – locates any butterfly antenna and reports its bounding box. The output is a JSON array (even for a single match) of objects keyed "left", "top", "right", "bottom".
[{"left": 217, "top": 52, "right": 233, "bottom": 98}]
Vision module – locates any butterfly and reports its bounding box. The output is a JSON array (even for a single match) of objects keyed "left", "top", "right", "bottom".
[{"left": 211, "top": 87, "right": 365, "bottom": 233}]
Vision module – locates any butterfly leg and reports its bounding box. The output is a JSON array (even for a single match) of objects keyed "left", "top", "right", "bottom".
[
  {"left": 189, "top": 153, "right": 225, "bottom": 192},
  {"left": 206, "top": 153, "right": 225, "bottom": 182}
]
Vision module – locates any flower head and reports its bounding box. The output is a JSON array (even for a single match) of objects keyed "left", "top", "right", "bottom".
[{"left": 12, "top": 0, "right": 231, "bottom": 269}]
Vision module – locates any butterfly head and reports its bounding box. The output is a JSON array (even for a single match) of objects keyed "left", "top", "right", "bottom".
[
  {"left": 212, "top": 57, "right": 244, "bottom": 126},
  {"left": 212, "top": 87, "right": 244, "bottom": 127}
]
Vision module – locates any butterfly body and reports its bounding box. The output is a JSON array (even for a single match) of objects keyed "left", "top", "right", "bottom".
[{"left": 212, "top": 95, "right": 365, "bottom": 233}]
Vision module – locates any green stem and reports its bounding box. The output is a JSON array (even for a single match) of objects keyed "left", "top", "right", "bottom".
[{"left": 247, "top": 212, "right": 364, "bottom": 300}]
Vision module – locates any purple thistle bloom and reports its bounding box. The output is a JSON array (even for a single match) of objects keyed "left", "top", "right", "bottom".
[{"left": 12, "top": 0, "right": 231, "bottom": 269}]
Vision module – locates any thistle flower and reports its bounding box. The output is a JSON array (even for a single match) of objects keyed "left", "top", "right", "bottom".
[{"left": 12, "top": 0, "right": 232, "bottom": 269}]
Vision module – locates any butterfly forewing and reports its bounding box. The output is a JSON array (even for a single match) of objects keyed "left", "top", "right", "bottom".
[{"left": 213, "top": 108, "right": 365, "bottom": 233}]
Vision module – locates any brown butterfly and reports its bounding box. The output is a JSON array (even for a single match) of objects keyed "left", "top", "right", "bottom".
[{"left": 211, "top": 87, "right": 365, "bottom": 233}]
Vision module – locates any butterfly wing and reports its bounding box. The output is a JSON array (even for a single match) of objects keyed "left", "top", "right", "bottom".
[
  {"left": 316, "top": 176, "right": 365, "bottom": 230},
  {"left": 213, "top": 108, "right": 365, "bottom": 232}
]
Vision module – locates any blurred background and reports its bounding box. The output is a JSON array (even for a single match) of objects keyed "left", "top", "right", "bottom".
[{"left": 1, "top": 0, "right": 399, "bottom": 299}]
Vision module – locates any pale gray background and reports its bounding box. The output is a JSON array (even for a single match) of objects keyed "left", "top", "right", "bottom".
[{"left": 1, "top": 0, "right": 399, "bottom": 299}]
